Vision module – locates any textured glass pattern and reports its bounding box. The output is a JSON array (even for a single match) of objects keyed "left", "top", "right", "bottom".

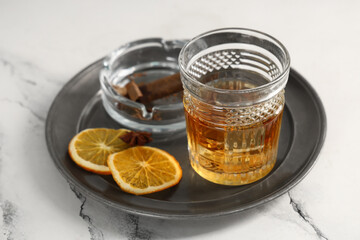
[
  {"left": 224, "top": 92, "right": 285, "bottom": 126},
  {"left": 188, "top": 49, "right": 281, "bottom": 80}
]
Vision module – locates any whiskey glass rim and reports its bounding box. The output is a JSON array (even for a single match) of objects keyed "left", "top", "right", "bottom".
[{"left": 179, "top": 27, "right": 291, "bottom": 95}]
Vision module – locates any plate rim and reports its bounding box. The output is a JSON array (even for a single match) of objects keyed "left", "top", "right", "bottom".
[{"left": 45, "top": 60, "right": 327, "bottom": 219}]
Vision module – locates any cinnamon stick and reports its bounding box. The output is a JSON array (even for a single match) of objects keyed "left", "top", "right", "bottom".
[
  {"left": 126, "top": 80, "right": 143, "bottom": 101},
  {"left": 112, "top": 84, "right": 128, "bottom": 96},
  {"left": 138, "top": 73, "right": 182, "bottom": 103},
  {"left": 113, "top": 73, "right": 183, "bottom": 103}
]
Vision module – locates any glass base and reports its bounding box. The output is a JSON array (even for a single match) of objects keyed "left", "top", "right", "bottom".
[{"left": 189, "top": 152, "right": 276, "bottom": 186}]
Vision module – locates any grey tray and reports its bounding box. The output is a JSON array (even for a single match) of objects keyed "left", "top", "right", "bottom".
[{"left": 46, "top": 59, "right": 326, "bottom": 219}]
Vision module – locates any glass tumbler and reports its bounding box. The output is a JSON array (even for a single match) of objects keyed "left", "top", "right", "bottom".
[{"left": 179, "top": 28, "right": 290, "bottom": 185}]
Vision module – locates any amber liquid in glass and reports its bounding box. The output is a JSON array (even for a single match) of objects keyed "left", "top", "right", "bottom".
[{"left": 183, "top": 80, "right": 284, "bottom": 185}]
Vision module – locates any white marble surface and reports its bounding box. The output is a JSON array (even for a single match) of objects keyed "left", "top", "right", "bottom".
[{"left": 1, "top": 0, "right": 359, "bottom": 239}]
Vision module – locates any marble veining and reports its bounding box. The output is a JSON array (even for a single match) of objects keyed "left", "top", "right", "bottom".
[
  {"left": 0, "top": 98, "right": 45, "bottom": 122},
  {"left": 0, "top": 58, "right": 15, "bottom": 75},
  {"left": 288, "top": 192, "right": 328, "bottom": 240},
  {"left": 70, "top": 183, "right": 154, "bottom": 240},
  {"left": 0, "top": 131, "right": 3, "bottom": 200},
  {"left": 21, "top": 79, "right": 37, "bottom": 86},
  {"left": 1, "top": 200, "right": 17, "bottom": 240},
  {"left": 70, "top": 184, "right": 105, "bottom": 240},
  {"left": 125, "top": 215, "right": 152, "bottom": 240}
]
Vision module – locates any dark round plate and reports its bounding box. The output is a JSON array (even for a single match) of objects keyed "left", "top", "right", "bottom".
[{"left": 46, "top": 59, "right": 326, "bottom": 219}]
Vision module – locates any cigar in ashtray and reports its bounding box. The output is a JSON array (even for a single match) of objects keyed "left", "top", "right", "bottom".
[{"left": 112, "top": 73, "right": 183, "bottom": 104}]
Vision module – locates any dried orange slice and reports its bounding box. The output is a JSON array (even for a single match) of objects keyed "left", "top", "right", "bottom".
[
  {"left": 68, "top": 128, "right": 130, "bottom": 175},
  {"left": 107, "top": 146, "right": 182, "bottom": 195}
]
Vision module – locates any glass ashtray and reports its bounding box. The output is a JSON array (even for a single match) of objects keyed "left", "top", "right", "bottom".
[{"left": 100, "top": 38, "right": 187, "bottom": 134}]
